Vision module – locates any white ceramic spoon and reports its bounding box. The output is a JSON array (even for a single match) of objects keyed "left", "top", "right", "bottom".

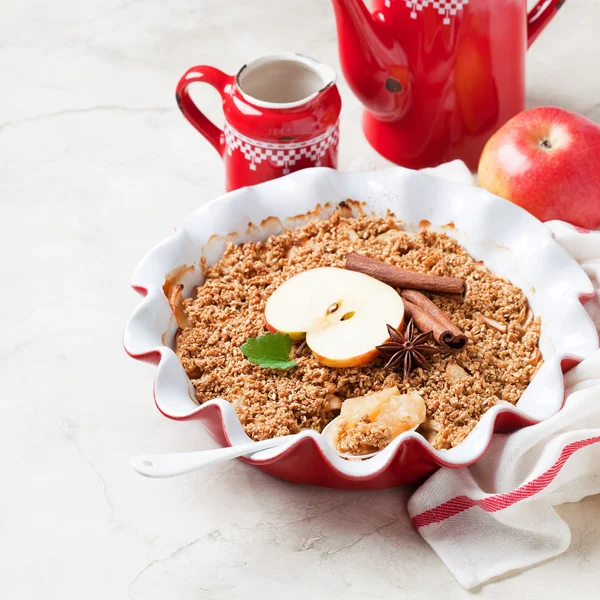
[
  {"left": 130, "top": 436, "right": 300, "bottom": 478},
  {"left": 130, "top": 415, "right": 420, "bottom": 478},
  {"left": 130, "top": 415, "right": 357, "bottom": 478}
]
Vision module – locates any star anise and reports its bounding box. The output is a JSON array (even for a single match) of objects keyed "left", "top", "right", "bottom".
[{"left": 376, "top": 320, "right": 439, "bottom": 377}]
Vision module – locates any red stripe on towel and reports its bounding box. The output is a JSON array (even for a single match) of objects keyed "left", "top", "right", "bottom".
[{"left": 412, "top": 436, "right": 600, "bottom": 529}]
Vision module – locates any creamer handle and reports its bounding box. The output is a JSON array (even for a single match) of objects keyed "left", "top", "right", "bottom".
[{"left": 175, "top": 66, "right": 233, "bottom": 155}]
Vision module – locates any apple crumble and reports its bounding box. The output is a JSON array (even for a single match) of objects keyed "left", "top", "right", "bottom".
[{"left": 174, "top": 207, "right": 542, "bottom": 450}]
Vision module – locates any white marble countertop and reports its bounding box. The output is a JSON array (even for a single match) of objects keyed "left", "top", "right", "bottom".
[{"left": 2, "top": 1, "right": 600, "bottom": 598}]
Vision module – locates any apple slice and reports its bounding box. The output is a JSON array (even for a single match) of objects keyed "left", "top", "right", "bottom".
[{"left": 265, "top": 267, "right": 404, "bottom": 367}]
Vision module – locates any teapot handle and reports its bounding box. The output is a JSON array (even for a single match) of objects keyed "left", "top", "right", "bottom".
[
  {"left": 175, "top": 66, "right": 234, "bottom": 156},
  {"left": 527, "top": 0, "right": 567, "bottom": 48}
]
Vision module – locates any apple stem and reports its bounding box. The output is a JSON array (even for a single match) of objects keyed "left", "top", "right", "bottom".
[{"left": 539, "top": 138, "right": 552, "bottom": 150}]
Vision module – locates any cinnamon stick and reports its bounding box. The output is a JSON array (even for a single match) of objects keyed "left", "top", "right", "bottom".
[
  {"left": 345, "top": 252, "right": 465, "bottom": 296},
  {"left": 401, "top": 290, "right": 468, "bottom": 353}
]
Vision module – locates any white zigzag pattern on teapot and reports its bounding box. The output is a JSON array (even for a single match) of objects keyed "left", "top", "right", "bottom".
[
  {"left": 385, "top": 0, "right": 469, "bottom": 25},
  {"left": 223, "top": 122, "right": 339, "bottom": 173}
]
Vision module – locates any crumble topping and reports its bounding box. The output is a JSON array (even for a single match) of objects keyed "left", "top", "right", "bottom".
[
  {"left": 336, "top": 417, "right": 393, "bottom": 455},
  {"left": 175, "top": 209, "right": 542, "bottom": 450}
]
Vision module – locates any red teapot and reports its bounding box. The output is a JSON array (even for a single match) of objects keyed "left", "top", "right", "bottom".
[{"left": 331, "top": 0, "right": 566, "bottom": 170}]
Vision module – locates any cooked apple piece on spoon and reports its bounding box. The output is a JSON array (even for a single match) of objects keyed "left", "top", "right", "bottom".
[
  {"left": 265, "top": 267, "right": 405, "bottom": 367},
  {"left": 328, "top": 387, "right": 426, "bottom": 457}
]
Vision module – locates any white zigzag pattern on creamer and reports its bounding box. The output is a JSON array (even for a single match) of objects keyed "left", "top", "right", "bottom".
[
  {"left": 385, "top": 0, "right": 469, "bottom": 25},
  {"left": 223, "top": 122, "right": 339, "bottom": 173}
]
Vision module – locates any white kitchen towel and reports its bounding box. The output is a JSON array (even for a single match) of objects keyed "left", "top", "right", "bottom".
[
  {"left": 399, "top": 163, "right": 600, "bottom": 589},
  {"left": 348, "top": 158, "right": 476, "bottom": 187}
]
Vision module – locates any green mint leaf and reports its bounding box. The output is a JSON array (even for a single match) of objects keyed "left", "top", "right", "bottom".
[{"left": 240, "top": 332, "right": 298, "bottom": 370}]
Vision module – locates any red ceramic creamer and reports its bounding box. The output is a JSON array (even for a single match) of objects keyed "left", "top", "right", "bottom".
[
  {"left": 176, "top": 53, "right": 341, "bottom": 191},
  {"left": 331, "top": 0, "right": 567, "bottom": 170}
]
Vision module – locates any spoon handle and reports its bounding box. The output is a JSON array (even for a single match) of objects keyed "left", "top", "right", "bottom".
[{"left": 130, "top": 437, "right": 289, "bottom": 478}]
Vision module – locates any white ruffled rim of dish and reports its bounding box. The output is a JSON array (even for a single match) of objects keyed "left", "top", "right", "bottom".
[{"left": 124, "top": 167, "right": 598, "bottom": 477}]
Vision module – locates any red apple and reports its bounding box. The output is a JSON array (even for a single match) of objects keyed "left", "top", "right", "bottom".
[{"left": 478, "top": 107, "right": 600, "bottom": 228}]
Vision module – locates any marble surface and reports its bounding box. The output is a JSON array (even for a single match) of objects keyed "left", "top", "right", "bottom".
[{"left": 2, "top": 0, "right": 600, "bottom": 598}]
